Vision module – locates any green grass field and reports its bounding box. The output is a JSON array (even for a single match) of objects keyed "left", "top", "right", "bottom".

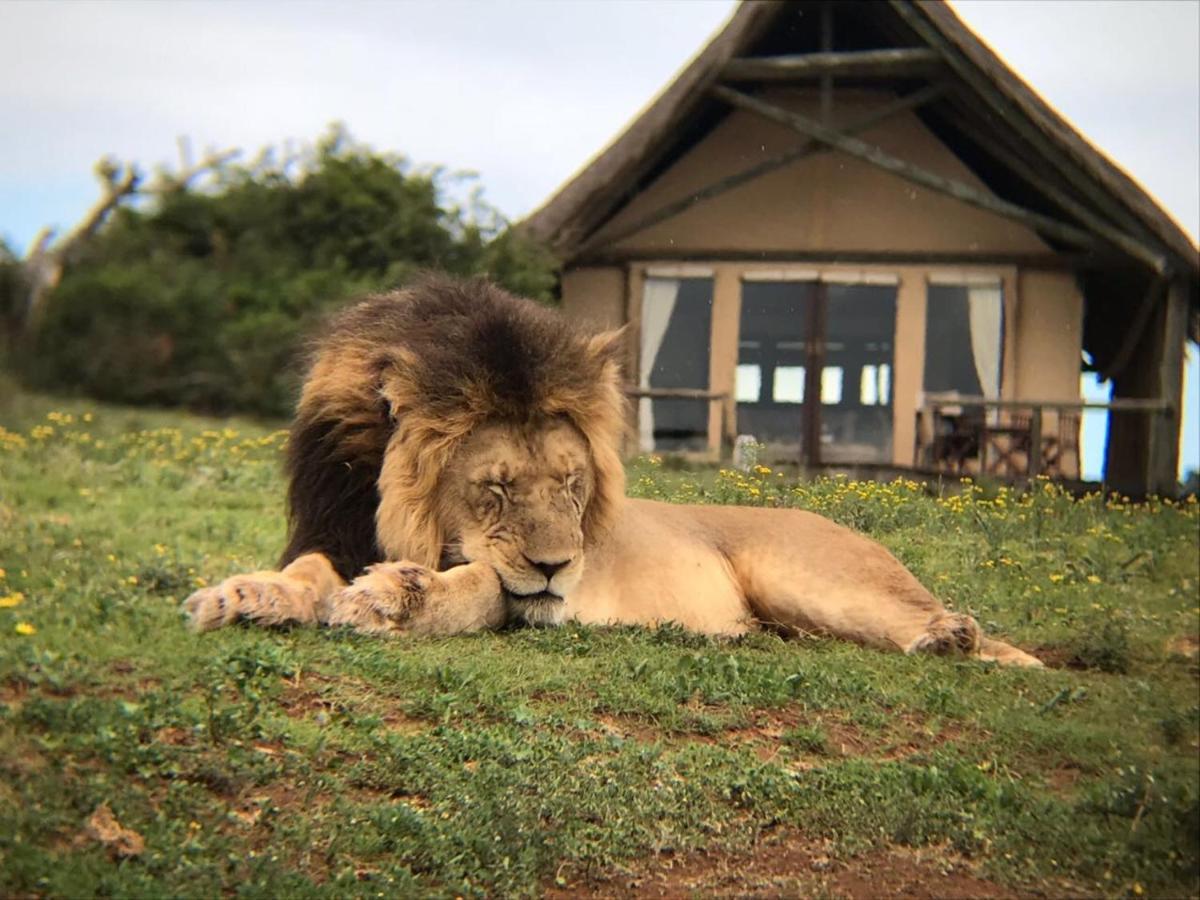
[{"left": 1, "top": 388, "right": 1197, "bottom": 898}]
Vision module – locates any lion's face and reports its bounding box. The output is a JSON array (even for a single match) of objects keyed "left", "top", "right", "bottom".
[{"left": 441, "top": 419, "right": 595, "bottom": 627}]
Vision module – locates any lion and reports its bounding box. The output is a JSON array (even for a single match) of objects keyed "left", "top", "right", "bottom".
[{"left": 184, "top": 276, "right": 1042, "bottom": 667}]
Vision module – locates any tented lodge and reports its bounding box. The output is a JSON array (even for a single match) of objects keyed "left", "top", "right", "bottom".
[{"left": 525, "top": 0, "right": 1199, "bottom": 496}]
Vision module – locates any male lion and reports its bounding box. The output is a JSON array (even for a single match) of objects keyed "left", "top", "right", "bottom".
[{"left": 185, "top": 276, "right": 1041, "bottom": 667}]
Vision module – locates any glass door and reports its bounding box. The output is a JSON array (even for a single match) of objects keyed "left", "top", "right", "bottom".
[
  {"left": 736, "top": 279, "right": 897, "bottom": 465},
  {"left": 735, "top": 280, "right": 816, "bottom": 460},
  {"left": 821, "top": 283, "right": 896, "bottom": 464}
]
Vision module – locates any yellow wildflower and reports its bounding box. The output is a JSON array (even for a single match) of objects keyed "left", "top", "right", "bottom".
[
  {"left": 0, "top": 592, "right": 25, "bottom": 608},
  {"left": 14, "top": 622, "right": 36, "bottom": 636}
]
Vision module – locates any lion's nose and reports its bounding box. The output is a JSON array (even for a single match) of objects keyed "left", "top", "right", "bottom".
[{"left": 524, "top": 556, "right": 571, "bottom": 581}]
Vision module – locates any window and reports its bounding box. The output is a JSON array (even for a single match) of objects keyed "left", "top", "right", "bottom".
[
  {"left": 860, "top": 363, "right": 891, "bottom": 406},
  {"left": 638, "top": 276, "right": 713, "bottom": 452},
  {"left": 735, "top": 364, "right": 762, "bottom": 403},
  {"left": 924, "top": 281, "right": 1004, "bottom": 398},
  {"left": 820, "top": 366, "right": 843, "bottom": 405},
  {"left": 773, "top": 366, "right": 806, "bottom": 403}
]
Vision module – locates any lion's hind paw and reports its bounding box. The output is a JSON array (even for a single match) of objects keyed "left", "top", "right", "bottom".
[
  {"left": 905, "top": 612, "right": 982, "bottom": 657},
  {"left": 183, "top": 573, "right": 317, "bottom": 632}
]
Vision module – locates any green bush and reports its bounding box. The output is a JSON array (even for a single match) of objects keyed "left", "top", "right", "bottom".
[{"left": 16, "top": 126, "right": 558, "bottom": 416}]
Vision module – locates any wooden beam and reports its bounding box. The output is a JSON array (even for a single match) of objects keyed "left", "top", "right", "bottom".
[
  {"left": 712, "top": 85, "right": 1105, "bottom": 251},
  {"left": 573, "top": 84, "right": 947, "bottom": 258},
  {"left": 944, "top": 94, "right": 1171, "bottom": 274},
  {"left": 888, "top": 2, "right": 1164, "bottom": 258},
  {"left": 624, "top": 387, "right": 728, "bottom": 400},
  {"left": 922, "top": 396, "right": 1170, "bottom": 413},
  {"left": 723, "top": 48, "right": 941, "bottom": 81},
  {"left": 579, "top": 247, "right": 1087, "bottom": 270}
]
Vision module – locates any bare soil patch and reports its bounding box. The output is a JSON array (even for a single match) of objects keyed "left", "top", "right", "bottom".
[
  {"left": 550, "top": 830, "right": 1022, "bottom": 899},
  {"left": 592, "top": 708, "right": 973, "bottom": 766}
]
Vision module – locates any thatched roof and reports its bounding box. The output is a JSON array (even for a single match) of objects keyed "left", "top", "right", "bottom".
[{"left": 525, "top": 0, "right": 1199, "bottom": 288}]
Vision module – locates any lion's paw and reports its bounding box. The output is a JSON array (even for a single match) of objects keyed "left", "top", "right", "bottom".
[
  {"left": 905, "top": 612, "right": 982, "bottom": 657},
  {"left": 322, "top": 562, "right": 434, "bottom": 634},
  {"left": 183, "top": 573, "right": 316, "bottom": 632}
]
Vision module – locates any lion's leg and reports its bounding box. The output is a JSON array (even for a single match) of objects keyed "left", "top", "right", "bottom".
[
  {"left": 737, "top": 556, "right": 1043, "bottom": 668},
  {"left": 753, "top": 580, "right": 1043, "bottom": 668},
  {"left": 978, "top": 637, "right": 1044, "bottom": 667},
  {"left": 183, "top": 552, "right": 345, "bottom": 632},
  {"left": 323, "top": 560, "right": 506, "bottom": 636}
]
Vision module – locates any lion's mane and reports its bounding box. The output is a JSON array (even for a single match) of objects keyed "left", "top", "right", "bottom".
[{"left": 280, "top": 276, "right": 626, "bottom": 580}]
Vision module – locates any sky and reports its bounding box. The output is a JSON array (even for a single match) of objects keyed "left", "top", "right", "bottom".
[{"left": 0, "top": 0, "right": 1196, "bottom": 477}]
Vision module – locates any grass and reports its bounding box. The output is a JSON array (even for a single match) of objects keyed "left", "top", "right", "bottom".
[{"left": 1, "top": 389, "right": 1197, "bottom": 898}]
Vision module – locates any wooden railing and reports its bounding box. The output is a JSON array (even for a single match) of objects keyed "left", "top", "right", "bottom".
[
  {"left": 916, "top": 394, "right": 1171, "bottom": 479},
  {"left": 624, "top": 387, "right": 729, "bottom": 459}
]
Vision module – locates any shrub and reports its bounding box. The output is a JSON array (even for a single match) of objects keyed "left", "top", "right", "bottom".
[{"left": 16, "top": 126, "right": 558, "bottom": 416}]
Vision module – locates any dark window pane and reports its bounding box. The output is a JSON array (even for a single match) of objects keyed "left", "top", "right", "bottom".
[
  {"left": 639, "top": 277, "right": 712, "bottom": 452},
  {"left": 924, "top": 285, "right": 982, "bottom": 395},
  {"left": 924, "top": 284, "right": 1004, "bottom": 398}
]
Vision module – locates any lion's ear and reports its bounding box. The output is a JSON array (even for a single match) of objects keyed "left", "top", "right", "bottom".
[{"left": 585, "top": 327, "right": 627, "bottom": 381}]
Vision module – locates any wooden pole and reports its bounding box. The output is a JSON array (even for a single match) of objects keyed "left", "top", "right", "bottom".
[
  {"left": 819, "top": 2, "right": 835, "bottom": 124},
  {"left": 1027, "top": 407, "right": 1043, "bottom": 479},
  {"left": 712, "top": 85, "right": 1105, "bottom": 251},
  {"left": 1147, "top": 278, "right": 1188, "bottom": 495},
  {"left": 574, "top": 84, "right": 946, "bottom": 257},
  {"left": 804, "top": 282, "right": 827, "bottom": 467},
  {"left": 723, "top": 48, "right": 941, "bottom": 81}
]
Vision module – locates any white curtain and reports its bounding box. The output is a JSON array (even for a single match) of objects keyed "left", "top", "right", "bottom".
[
  {"left": 967, "top": 285, "right": 1003, "bottom": 399},
  {"left": 638, "top": 278, "right": 680, "bottom": 452}
]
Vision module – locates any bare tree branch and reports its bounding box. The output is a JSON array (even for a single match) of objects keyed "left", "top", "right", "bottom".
[
  {"left": 12, "top": 137, "right": 243, "bottom": 338},
  {"left": 154, "top": 143, "right": 240, "bottom": 192},
  {"left": 16, "top": 138, "right": 241, "bottom": 337},
  {"left": 19, "top": 159, "right": 141, "bottom": 333}
]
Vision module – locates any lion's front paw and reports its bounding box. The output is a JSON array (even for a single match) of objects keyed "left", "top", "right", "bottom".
[
  {"left": 322, "top": 562, "right": 433, "bottom": 634},
  {"left": 183, "top": 573, "right": 317, "bottom": 632}
]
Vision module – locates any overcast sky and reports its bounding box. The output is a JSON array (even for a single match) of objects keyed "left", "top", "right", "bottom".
[{"left": 0, "top": 0, "right": 1196, "bottom": 475}]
